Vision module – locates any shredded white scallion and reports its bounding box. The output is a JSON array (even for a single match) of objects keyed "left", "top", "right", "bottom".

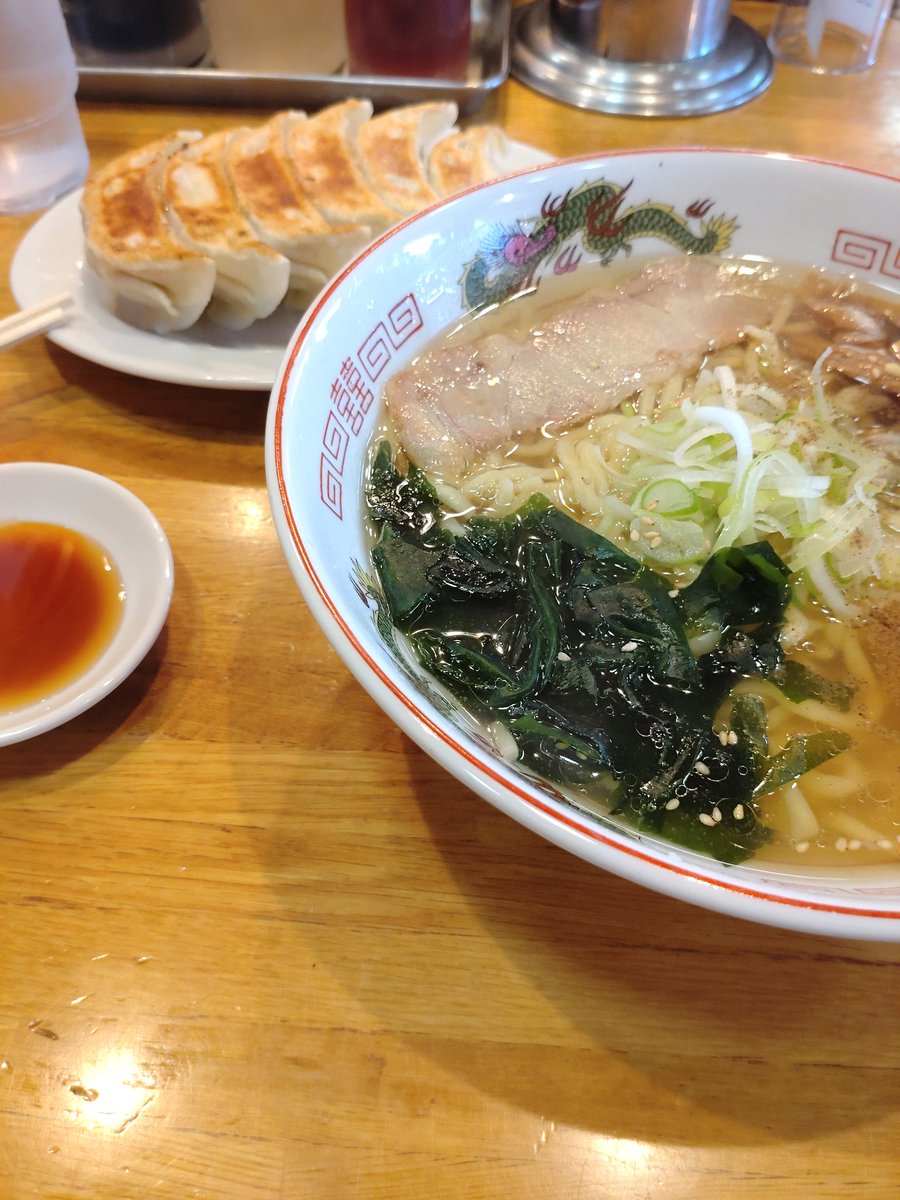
[
  {"left": 585, "top": 363, "right": 890, "bottom": 590},
  {"left": 452, "top": 336, "right": 891, "bottom": 599}
]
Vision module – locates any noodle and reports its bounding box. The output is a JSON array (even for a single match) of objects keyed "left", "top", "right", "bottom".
[{"left": 371, "top": 256, "right": 900, "bottom": 865}]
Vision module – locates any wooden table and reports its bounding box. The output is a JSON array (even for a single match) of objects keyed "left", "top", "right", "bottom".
[{"left": 1, "top": 5, "right": 898, "bottom": 1197}]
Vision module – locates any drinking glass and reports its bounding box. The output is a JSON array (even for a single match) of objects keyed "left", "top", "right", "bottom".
[
  {"left": 0, "top": 0, "right": 89, "bottom": 215},
  {"left": 768, "top": 0, "right": 894, "bottom": 73}
]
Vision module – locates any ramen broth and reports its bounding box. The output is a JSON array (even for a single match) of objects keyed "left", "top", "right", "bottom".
[{"left": 370, "top": 256, "right": 900, "bottom": 866}]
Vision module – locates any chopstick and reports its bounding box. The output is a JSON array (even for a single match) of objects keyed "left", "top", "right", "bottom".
[{"left": 0, "top": 293, "right": 75, "bottom": 350}]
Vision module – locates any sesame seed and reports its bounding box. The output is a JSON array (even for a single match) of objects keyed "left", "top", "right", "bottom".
[
  {"left": 557, "top": 651, "right": 571, "bottom": 662},
  {"left": 640, "top": 516, "right": 655, "bottom": 526},
  {"left": 848, "top": 839, "right": 862, "bottom": 851},
  {"left": 630, "top": 528, "right": 640, "bottom": 542},
  {"left": 835, "top": 837, "right": 848, "bottom": 852},
  {"left": 733, "top": 804, "right": 745, "bottom": 821},
  {"left": 647, "top": 500, "right": 659, "bottom": 510},
  {"left": 795, "top": 841, "right": 810, "bottom": 853},
  {"left": 621, "top": 641, "right": 638, "bottom": 652},
  {"left": 649, "top": 536, "right": 663, "bottom": 549},
  {"left": 712, "top": 807, "right": 722, "bottom": 823},
  {"left": 698, "top": 813, "right": 716, "bottom": 827},
  {"left": 665, "top": 798, "right": 680, "bottom": 811},
  {"left": 718, "top": 729, "right": 729, "bottom": 746},
  {"left": 694, "top": 761, "right": 710, "bottom": 776},
  {"left": 877, "top": 839, "right": 894, "bottom": 851},
  {"left": 727, "top": 730, "right": 739, "bottom": 746},
  {"left": 668, "top": 589, "right": 679, "bottom": 598}
]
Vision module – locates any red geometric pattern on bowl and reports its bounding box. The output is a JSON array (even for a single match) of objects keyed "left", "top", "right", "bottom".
[
  {"left": 831, "top": 228, "right": 900, "bottom": 279},
  {"left": 318, "top": 292, "right": 424, "bottom": 519}
]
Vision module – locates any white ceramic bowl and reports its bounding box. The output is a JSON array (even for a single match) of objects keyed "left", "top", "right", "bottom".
[
  {"left": 0, "top": 462, "right": 173, "bottom": 745},
  {"left": 266, "top": 149, "right": 900, "bottom": 941}
]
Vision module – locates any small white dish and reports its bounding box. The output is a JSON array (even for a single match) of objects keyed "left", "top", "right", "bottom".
[
  {"left": 0, "top": 462, "right": 174, "bottom": 745},
  {"left": 8, "top": 137, "right": 551, "bottom": 391}
]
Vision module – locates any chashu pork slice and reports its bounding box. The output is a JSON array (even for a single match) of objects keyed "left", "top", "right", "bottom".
[
  {"left": 224, "top": 117, "right": 372, "bottom": 310},
  {"left": 355, "top": 102, "right": 458, "bottom": 216},
  {"left": 385, "top": 256, "right": 777, "bottom": 480},
  {"left": 280, "top": 100, "right": 399, "bottom": 237},
  {"left": 80, "top": 131, "right": 216, "bottom": 334},
  {"left": 163, "top": 130, "right": 290, "bottom": 330}
]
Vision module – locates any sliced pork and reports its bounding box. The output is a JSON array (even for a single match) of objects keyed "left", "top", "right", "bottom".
[{"left": 385, "top": 256, "right": 776, "bottom": 478}]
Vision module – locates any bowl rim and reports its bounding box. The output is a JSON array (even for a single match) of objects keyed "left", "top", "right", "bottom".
[{"left": 268, "top": 147, "right": 900, "bottom": 940}]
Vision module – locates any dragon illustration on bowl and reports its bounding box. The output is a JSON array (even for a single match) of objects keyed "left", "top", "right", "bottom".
[{"left": 459, "top": 176, "right": 738, "bottom": 311}]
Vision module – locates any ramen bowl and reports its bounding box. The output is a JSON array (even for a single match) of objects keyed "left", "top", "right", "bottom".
[{"left": 265, "top": 148, "right": 900, "bottom": 941}]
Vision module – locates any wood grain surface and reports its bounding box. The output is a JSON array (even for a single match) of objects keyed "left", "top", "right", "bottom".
[{"left": 1, "top": 6, "right": 898, "bottom": 1197}]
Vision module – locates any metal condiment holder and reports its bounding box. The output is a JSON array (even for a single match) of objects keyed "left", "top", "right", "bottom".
[
  {"left": 511, "top": 0, "right": 773, "bottom": 116},
  {"left": 73, "top": 0, "right": 511, "bottom": 116}
]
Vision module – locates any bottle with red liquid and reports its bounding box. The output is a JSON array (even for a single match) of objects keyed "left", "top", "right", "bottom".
[{"left": 344, "top": 0, "right": 471, "bottom": 79}]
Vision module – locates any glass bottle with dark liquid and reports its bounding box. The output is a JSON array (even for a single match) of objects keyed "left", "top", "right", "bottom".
[
  {"left": 344, "top": 0, "right": 471, "bottom": 79},
  {"left": 61, "top": 0, "right": 209, "bottom": 67}
]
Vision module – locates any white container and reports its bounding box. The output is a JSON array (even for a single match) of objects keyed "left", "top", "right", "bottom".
[
  {"left": 266, "top": 148, "right": 900, "bottom": 942},
  {"left": 768, "top": 0, "right": 894, "bottom": 73},
  {"left": 203, "top": 0, "right": 347, "bottom": 73},
  {"left": 0, "top": 0, "right": 89, "bottom": 214}
]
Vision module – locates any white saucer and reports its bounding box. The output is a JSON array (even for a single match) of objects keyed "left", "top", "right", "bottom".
[{"left": 0, "top": 463, "right": 174, "bottom": 746}]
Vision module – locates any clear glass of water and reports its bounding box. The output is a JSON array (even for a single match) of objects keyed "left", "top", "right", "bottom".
[
  {"left": 0, "top": 0, "right": 89, "bottom": 215},
  {"left": 768, "top": 0, "right": 894, "bottom": 74}
]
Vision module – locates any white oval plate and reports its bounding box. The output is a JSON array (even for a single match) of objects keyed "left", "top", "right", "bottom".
[
  {"left": 0, "top": 463, "right": 174, "bottom": 745},
  {"left": 8, "top": 139, "right": 552, "bottom": 391}
]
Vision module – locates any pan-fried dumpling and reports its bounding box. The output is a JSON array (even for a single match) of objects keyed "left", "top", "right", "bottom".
[
  {"left": 281, "top": 100, "right": 398, "bottom": 236},
  {"left": 355, "top": 102, "right": 458, "bottom": 216},
  {"left": 224, "top": 117, "right": 372, "bottom": 310},
  {"left": 162, "top": 130, "right": 290, "bottom": 330},
  {"left": 427, "top": 124, "right": 513, "bottom": 197},
  {"left": 80, "top": 132, "right": 216, "bottom": 334}
]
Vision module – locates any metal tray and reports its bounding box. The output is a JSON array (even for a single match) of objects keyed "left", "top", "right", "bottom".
[{"left": 75, "top": 0, "right": 510, "bottom": 116}]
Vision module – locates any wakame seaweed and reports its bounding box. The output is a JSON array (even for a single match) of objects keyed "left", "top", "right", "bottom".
[{"left": 367, "top": 443, "right": 852, "bottom": 864}]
